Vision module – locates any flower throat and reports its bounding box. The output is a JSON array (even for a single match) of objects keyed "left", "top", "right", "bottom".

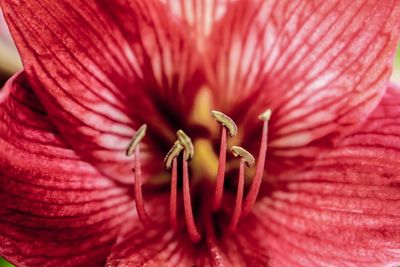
[{"left": 126, "top": 109, "right": 271, "bottom": 243}]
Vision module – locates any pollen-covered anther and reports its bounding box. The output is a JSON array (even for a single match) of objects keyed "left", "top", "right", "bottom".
[
  {"left": 228, "top": 146, "right": 254, "bottom": 233},
  {"left": 177, "top": 129, "right": 194, "bottom": 161},
  {"left": 231, "top": 146, "right": 255, "bottom": 167},
  {"left": 211, "top": 111, "right": 238, "bottom": 211},
  {"left": 126, "top": 124, "right": 147, "bottom": 156},
  {"left": 211, "top": 110, "right": 237, "bottom": 137},
  {"left": 164, "top": 141, "right": 183, "bottom": 170}
]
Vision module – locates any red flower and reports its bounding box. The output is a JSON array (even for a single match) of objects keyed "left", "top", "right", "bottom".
[{"left": 1, "top": 1, "right": 400, "bottom": 266}]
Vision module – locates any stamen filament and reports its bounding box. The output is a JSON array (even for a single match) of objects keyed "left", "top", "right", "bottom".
[
  {"left": 169, "top": 158, "right": 178, "bottom": 229},
  {"left": 182, "top": 153, "right": 202, "bottom": 242},
  {"left": 212, "top": 127, "right": 227, "bottom": 211},
  {"left": 242, "top": 118, "right": 269, "bottom": 217},
  {"left": 227, "top": 158, "right": 245, "bottom": 233},
  {"left": 133, "top": 145, "right": 152, "bottom": 225}
]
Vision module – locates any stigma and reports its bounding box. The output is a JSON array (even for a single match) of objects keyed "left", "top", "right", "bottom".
[{"left": 126, "top": 109, "right": 271, "bottom": 242}]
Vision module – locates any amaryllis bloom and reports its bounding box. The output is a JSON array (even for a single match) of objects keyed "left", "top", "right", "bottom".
[{"left": 1, "top": 0, "right": 400, "bottom": 266}]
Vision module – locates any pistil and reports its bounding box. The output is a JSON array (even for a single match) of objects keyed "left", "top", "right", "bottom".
[{"left": 242, "top": 109, "right": 271, "bottom": 217}]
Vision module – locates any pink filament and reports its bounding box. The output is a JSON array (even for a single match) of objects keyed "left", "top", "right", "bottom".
[
  {"left": 133, "top": 145, "right": 152, "bottom": 225},
  {"left": 203, "top": 201, "right": 227, "bottom": 266},
  {"left": 169, "top": 158, "right": 178, "bottom": 229},
  {"left": 227, "top": 159, "right": 245, "bottom": 233},
  {"left": 182, "top": 156, "right": 202, "bottom": 242},
  {"left": 212, "top": 127, "right": 227, "bottom": 211},
  {"left": 242, "top": 120, "right": 269, "bottom": 217}
]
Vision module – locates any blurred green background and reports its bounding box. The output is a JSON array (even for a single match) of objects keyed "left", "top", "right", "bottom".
[
  {"left": 0, "top": 258, "right": 13, "bottom": 267},
  {"left": 0, "top": 46, "right": 399, "bottom": 267}
]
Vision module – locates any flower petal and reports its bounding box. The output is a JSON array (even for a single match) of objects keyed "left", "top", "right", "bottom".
[
  {"left": 249, "top": 84, "right": 400, "bottom": 266},
  {"left": 0, "top": 0, "right": 200, "bottom": 183},
  {"left": 159, "top": 0, "right": 238, "bottom": 51},
  {"left": 106, "top": 194, "right": 203, "bottom": 267},
  {"left": 205, "top": 0, "right": 400, "bottom": 161},
  {"left": 0, "top": 73, "right": 132, "bottom": 266},
  {"left": 106, "top": 193, "right": 271, "bottom": 267}
]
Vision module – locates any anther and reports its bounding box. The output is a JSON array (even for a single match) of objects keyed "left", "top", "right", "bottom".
[
  {"left": 211, "top": 111, "right": 237, "bottom": 211},
  {"left": 126, "top": 124, "right": 147, "bottom": 156},
  {"left": 231, "top": 146, "right": 255, "bottom": 167},
  {"left": 242, "top": 109, "right": 271, "bottom": 217},
  {"left": 164, "top": 141, "right": 183, "bottom": 170},
  {"left": 227, "top": 146, "right": 253, "bottom": 233},
  {"left": 177, "top": 130, "right": 194, "bottom": 161},
  {"left": 211, "top": 110, "right": 238, "bottom": 137}
]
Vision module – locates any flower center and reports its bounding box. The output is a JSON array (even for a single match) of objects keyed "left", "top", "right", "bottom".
[{"left": 126, "top": 96, "right": 271, "bottom": 243}]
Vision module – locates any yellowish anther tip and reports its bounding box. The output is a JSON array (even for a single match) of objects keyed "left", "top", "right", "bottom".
[
  {"left": 211, "top": 110, "right": 237, "bottom": 137},
  {"left": 230, "top": 146, "right": 255, "bottom": 167},
  {"left": 126, "top": 124, "right": 147, "bottom": 156},
  {"left": 259, "top": 109, "right": 272, "bottom": 121},
  {"left": 176, "top": 130, "right": 194, "bottom": 161},
  {"left": 164, "top": 141, "right": 183, "bottom": 170}
]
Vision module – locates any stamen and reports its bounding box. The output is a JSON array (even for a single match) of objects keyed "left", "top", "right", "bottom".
[
  {"left": 212, "top": 111, "right": 237, "bottom": 211},
  {"left": 227, "top": 158, "right": 245, "bottom": 233},
  {"left": 177, "top": 130, "right": 194, "bottom": 161},
  {"left": 126, "top": 124, "right": 147, "bottom": 156},
  {"left": 182, "top": 151, "right": 202, "bottom": 242},
  {"left": 242, "top": 109, "right": 271, "bottom": 217},
  {"left": 169, "top": 157, "right": 178, "bottom": 229},
  {"left": 164, "top": 141, "right": 183, "bottom": 170},
  {"left": 211, "top": 110, "right": 238, "bottom": 137},
  {"left": 228, "top": 146, "right": 253, "bottom": 233},
  {"left": 133, "top": 145, "right": 152, "bottom": 225},
  {"left": 231, "top": 146, "right": 255, "bottom": 167}
]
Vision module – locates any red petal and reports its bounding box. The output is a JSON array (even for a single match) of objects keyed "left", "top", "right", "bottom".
[
  {"left": 0, "top": 73, "right": 132, "bottom": 266},
  {"left": 107, "top": 193, "right": 271, "bottom": 267},
  {"left": 205, "top": 0, "right": 400, "bottom": 161},
  {"left": 106, "top": 194, "right": 205, "bottom": 267},
  {"left": 159, "top": 0, "right": 237, "bottom": 50},
  {"left": 246, "top": 84, "right": 400, "bottom": 266},
  {"left": 0, "top": 0, "right": 199, "bottom": 183}
]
